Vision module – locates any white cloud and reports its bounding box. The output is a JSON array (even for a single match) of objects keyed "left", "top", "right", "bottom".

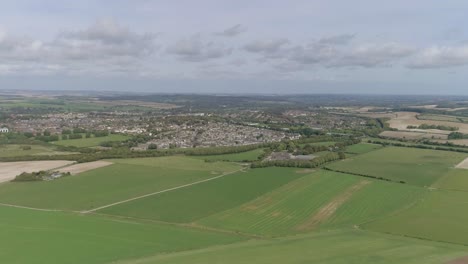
[
  {"left": 408, "top": 45, "right": 468, "bottom": 68},
  {"left": 167, "top": 35, "right": 232, "bottom": 62}
]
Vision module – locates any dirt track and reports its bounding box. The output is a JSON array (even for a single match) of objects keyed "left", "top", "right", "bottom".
[
  {"left": 0, "top": 160, "right": 75, "bottom": 183},
  {"left": 58, "top": 161, "right": 112, "bottom": 175}
]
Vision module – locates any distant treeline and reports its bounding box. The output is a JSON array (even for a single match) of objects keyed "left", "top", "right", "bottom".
[
  {"left": 251, "top": 152, "right": 345, "bottom": 169},
  {"left": 407, "top": 124, "right": 458, "bottom": 131},
  {"left": 367, "top": 139, "right": 468, "bottom": 154}
]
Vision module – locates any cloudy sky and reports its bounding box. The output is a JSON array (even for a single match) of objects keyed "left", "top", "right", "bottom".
[{"left": 1, "top": 0, "right": 468, "bottom": 94}]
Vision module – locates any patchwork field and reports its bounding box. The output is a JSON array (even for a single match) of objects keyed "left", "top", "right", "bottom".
[
  {"left": 0, "top": 160, "right": 74, "bottom": 183},
  {"left": 52, "top": 134, "right": 130, "bottom": 147},
  {"left": 379, "top": 130, "right": 448, "bottom": 140},
  {"left": 1, "top": 145, "right": 468, "bottom": 263},
  {"left": 99, "top": 167, "right": 303, "bottom": 222},
  {"left": 387, "top": 112, "right": 468, "bottom": 134},
  {"left": 326, "top": 147, "right": 467, "bottom": 186},
  {"left": 198, "top": 170, "right": 424, "bottom": 236},
  {"left": 0, "top": 157, "right": 241, "bottom": 210}
]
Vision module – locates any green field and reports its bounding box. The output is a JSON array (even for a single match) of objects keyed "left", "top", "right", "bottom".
[
  {"left": 52, "top": 134, "right": 130, "bottom": 147},
  {"left": 100, "top": 167, "right": 303, "bottom": 222},
  {"left": 432, "top": 168, "right": 468, "bottom": 191},
  {"left": 199, "top": 170, "right": 423, "bottom": 236},
  {"left": 345, "top": 143, "right": 382, "bottom": 154},
  {"left": 0, "top": 144, "right": 73, "bottom": 157},
  {"left": 191, "top": 148, "right": 265, "bottom": 162},
  {"left": 365, "top": 189, "right": 468, "bottom": 246},
  {"left": 1, "top": 146, "right": 468, "bottom": 263},
  {"left": 0, "top": 157, "right": 241, "bottom": 210},
  {"left": 0, "top": 205, "right": 243, "bottom": 264},
  {"left": 327, "top": 147, "right": 467, "bottom": 186},
  {"left": 114, "top": 229, "right": 467, "bottom": 264}
]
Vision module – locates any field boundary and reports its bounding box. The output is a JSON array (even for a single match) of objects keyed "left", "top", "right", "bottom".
[
  {"left": 82, "top": 167, "right": 246, "bottom": 213},
  {"left": 0, "top": 202, "right": 65, "bottom": 212}
]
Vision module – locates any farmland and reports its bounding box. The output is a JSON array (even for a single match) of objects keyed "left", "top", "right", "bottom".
[
  {"left": 0, "top": 157, "right": 241, "bottom": 210},
  {"left": 326, "top": 147, "right": 467, "bottom": 186},
  {"left": 0, "top": 205, "right": 243, "bottom": 264},
  {"left": 115, "top": 229, "right": 468, "bottom": 264},
  {"left": 0, "top": 144, "right": 73, "bottom": 157},
  {"left": 99, "top": 167, "right": 303, "bottom": 222},
  {"left": 2, "top": 129, "right": 468, "bottom": 262},
  {"left": 365, "top": 189, "right": 468, "bottom": 246},
  {"left": 198, "top": 170, "right": 424, "bottom": 236}
]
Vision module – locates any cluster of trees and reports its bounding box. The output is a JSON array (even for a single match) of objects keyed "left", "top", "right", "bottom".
[
  {"left": 407, "top": 124, "right": 458, "bottom": 131},
  {"left": 448, "top": 132, "right": 468, "bottom": 140},
  {"left": 251, "top": 152, "right": 345, "bottom": 168},
  {"left": 12, "top": 171, "right": 71, "bottom": 182}
]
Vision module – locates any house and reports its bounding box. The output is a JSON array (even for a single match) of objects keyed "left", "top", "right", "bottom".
[{"left": 0, "top": 127, "right": 9, "bottom": 133}]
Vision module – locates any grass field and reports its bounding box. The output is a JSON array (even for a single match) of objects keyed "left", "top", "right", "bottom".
[
  {"left": 115, "top": 229, "right": 468, "bottom": 264},
  {"left": 365, "top": 189, "right": 468, "bottom": 246},
  {"left": 52, "top": 134, "right": 130, "bottom": 147},
  {"left": 0, "top": 157, "right": 241, "bottom": 210},
  {"left": 198, "top": 170, "right": 424, "bottom": 236},
  {"left": 100, "top": 167, "right": 303, "bottom": 222},
  {"left": 327, "top": 147, "right": 467, "bottom": 186},
  {"left": 191, "top": 148, "right": 265, "bottom": 162},
  {"left": 0, "top": 144, "right": 72, "bottom": 157},
  {"left": 432, "top": 168, "right": 468, "bottom": 191},
  {"left": 0, "top": 205, "right": 243, "bottom": 264},
  {"left": 345, "top": 143, "right": 383, "bottom": 154}
]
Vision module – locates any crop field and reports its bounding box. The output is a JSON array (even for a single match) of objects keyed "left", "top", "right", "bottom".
[
  {"left": 190, "top": 148, "right": 265, "bottom": 162},
  {"left": 1, "top": 146, "right": 468, "bottom": 263},
  {"left": 0, "top": 144, "right": 73, "bottom": 157},
  {"left": 0, "top": 157, "right": 241, "bottom": 210},
  {"left": 52, "top": 134, "right": 130, "bottom": 147},
  {"left": 432, "top": 168, "right": 468, "bottom": 191},
  {"left": 99, "top": 167, "right": 303, "bottom": 222},
  {"left": 0, "top": 160, "right": 75, "bottom": 183},
  {"left": 0, "top": 205, "right": 243, "bottom": 264},
  {"left": 345, "top": 143, "right": 382, "bottom": 154},
  {"left": 198, "top": 170, "right": 424, "bottom": 236},
  {"left": 326, "top": 147, "right": 467, "bottom": 186},
  {"left": 365, "top": 189, "right": 468, "bottom": 246},
  {"left": 115, "top": 229, "right": 468, "bottom": 264},
  {"left": 417, "top": 114, "right": 465, "bottom": 123}
]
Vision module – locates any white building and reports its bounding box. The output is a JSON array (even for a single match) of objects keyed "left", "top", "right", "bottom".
[{"left": 0, "top": 127, "right": 9, "bottom": 133}]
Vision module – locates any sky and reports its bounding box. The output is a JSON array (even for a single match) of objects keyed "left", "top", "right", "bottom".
[{"left": 0, "top": 0, "right": 468, "bottom": 94}]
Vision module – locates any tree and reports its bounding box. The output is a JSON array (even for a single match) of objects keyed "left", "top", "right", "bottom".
[{"left": 147, "top": 143, "right": 158, "bottom": 150}]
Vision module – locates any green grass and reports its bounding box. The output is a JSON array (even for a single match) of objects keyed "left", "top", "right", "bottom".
[
  {"left": 0, "top": 157, "right": 241, "bottom": 211},
  {"left": 345, "top": 143, "right": 382, "bottom": 154},
  {"left": 114, "top": 229, "right": 468, "bottom": 264},
  {"left": 191, "top": 149, "right": 265, "bottom": 162},
  {"left": 0, "top": 144, "right": 73, "bottom": 157},
  {"left": 0, "top": 205, "right": 243, "bottom": 264},
  {"left": 327, "top": 147, "right": 467, "bottom": 186},
  {"left": 52, "top": 134, "right": 130, "bottom": 147},
  {"left": 199, "top": 170, "right": 423, "bottom": 236},
  {"left": 365, "top": 189, "right": 468, "bottom": 246},
  {"left": 432, "top": 168, "right": 468, "bottom": 191},
  {"left": 100, "top": 167, "right": 303, "bottom": 223}
]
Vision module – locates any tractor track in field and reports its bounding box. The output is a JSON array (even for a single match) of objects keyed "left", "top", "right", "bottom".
[
  {"left": 296, "top": 179, "right": 371, "bottom": 231},
  {"left": 81, "top": 167, "right": 246, "bottom": 214}
]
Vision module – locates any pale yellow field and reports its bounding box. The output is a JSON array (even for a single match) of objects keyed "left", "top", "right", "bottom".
[
  {"left": 57, "top": 161, "right": 113, "bottom": 175},
  {"left": 0, "top": 160, "right": 75, "bottom": 183}
]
